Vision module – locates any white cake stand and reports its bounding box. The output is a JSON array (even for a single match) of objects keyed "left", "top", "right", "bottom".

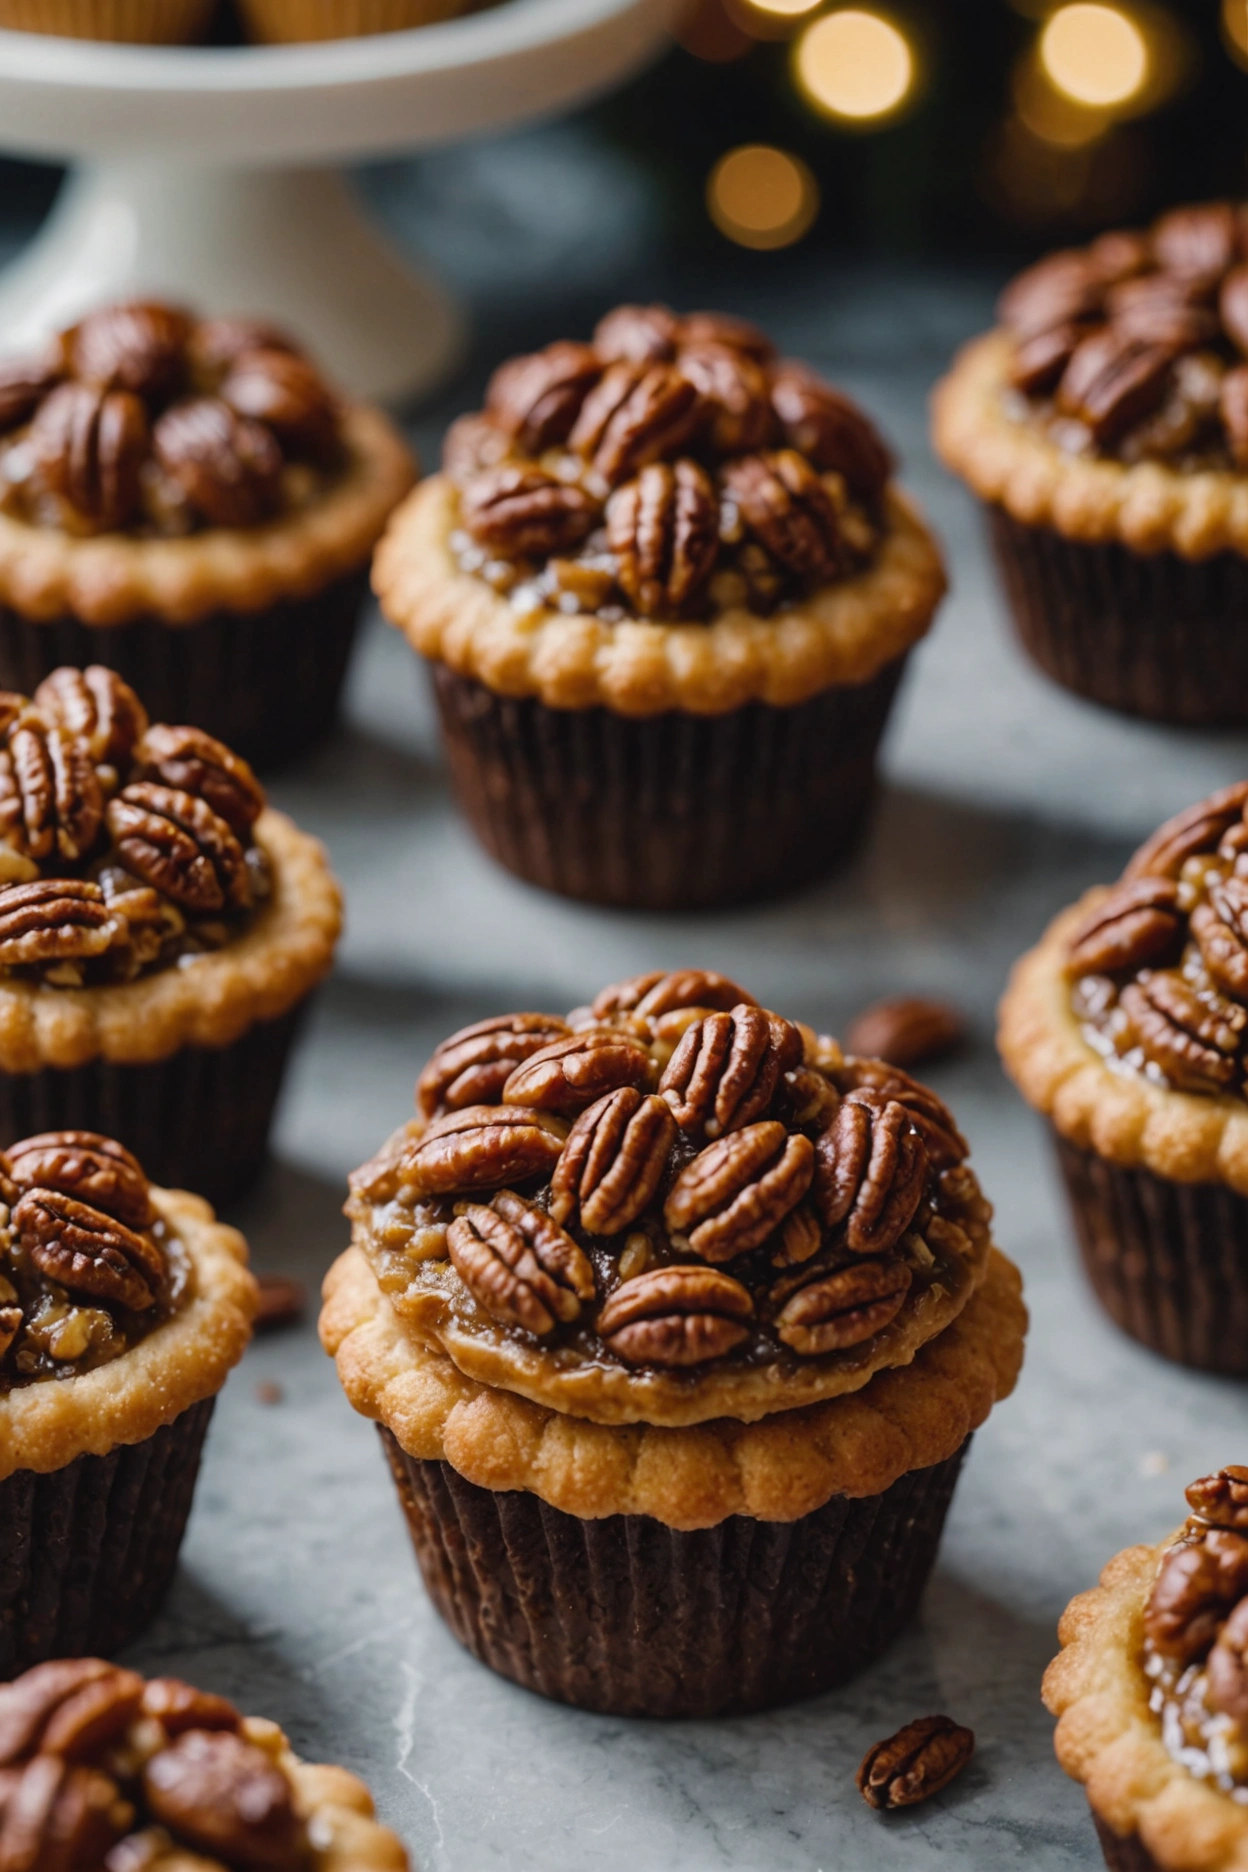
[{"left": 0, "top": 0, "right": 675, "bottom": 401}]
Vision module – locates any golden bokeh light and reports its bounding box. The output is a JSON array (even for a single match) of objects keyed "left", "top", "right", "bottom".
[
  {"left": 707, "top": 145, "right": 820, "bottom": 250},
  {"left": 1039, "top": 4, "right": 1148, "bottom": 108},
  {"left": 1012, "top": 51, "right": 1109, "bottom": 146},
  {"left": 794, "top": 9, "right": 915, "bottom": 123},
  {"left": 1222, "top": 0, "right": 1248, "bottom": 69},
  {"left": 739, "top": 0, "right": 821, "bottom": 22}
]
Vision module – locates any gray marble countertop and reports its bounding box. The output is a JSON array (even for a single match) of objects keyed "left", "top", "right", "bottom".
[{"left": 10, "top": 130, "right": 1248, "bottom": 1871}]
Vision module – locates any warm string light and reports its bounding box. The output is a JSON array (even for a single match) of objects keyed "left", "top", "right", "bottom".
[
  {"left": 793, "top": 8, "right": 915, "bottom": 122},
  {"left": 1222, "top": 0, "right": 1248, "bottom": 69},
  {"left": 707, "top": 145, "right": 820, "bottom": 249},
  {"left": 1039, "top": 3, "right": 1149, "bottom": 108}
]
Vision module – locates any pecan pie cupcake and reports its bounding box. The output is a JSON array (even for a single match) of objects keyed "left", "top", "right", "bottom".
[
  {"left": 0, "top": 300, "right": 415, "bottom": 768},
  {"left": 934, "top": 201, "right": 1248, "bottom": 724},
  {"left": 374, "top": 305, "right": 946, "bottom": 908},
  {"left": 322, "top": 968, "right": 1026, "bottom": 1717},
  {"left": 1045, "top": 1466, "right": 1248, "bottom": 1872},
  {"left": 0, "top": 664, "right": 340, "bottom": 1202},
  {"left": 0, "top": 1658, "right": 408, "bottom": 1868},
  {"left": 1000, "top": 780, "right": 1248, "bottom": 1374},
  {"left": 0, "top": 1129, "right": 257, "bottom": 1674}
]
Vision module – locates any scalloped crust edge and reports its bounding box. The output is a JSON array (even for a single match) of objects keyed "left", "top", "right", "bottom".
[
  {"left": 319, "top": 1242, "right": 1026, "bottom": 1532},
  {"left": 932, "top": 331, "right": 1248, "bottom": 561},
  {"left": 0, "top": 1184, "right": 257, "bottom": 1482},
  {"left": 1043, "top": 1536, "right": 1248, "bottom": 1870},
  {"left": 0, "top": 404, "right": 416, "bottom": 627},
  {"left": 371, "top": 473, "right": 947, "bottom": 717},
  {"left": 998, "top": 895, "right": 1248, "bottom": 1196}
]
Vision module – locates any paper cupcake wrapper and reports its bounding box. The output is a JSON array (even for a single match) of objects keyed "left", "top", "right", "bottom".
[
  {"left": 379, "top": 1430, "right": 968, "bottom": 1718},
  {"left": 987, "top": 507, "right": 1248, "bottom": 727},
  {"left": 1055, "top": 1134, "right": 1248, "bottom": 1375},
  {"left": 430, "top": 655, "right": 908, "bottom": 911},
  {"left": 0, "top": 0, "right": 211, "bottom": 38},
  {"left": 0, "top": 568, "right": 368, "bottom": 773},
  {"left": 0, "top": 1396, "right": 214, "bottom": 1678},
  {"left": 1093, "top": 1813, "right": 1157, "bottom": 1872},
  {"left": 0, "top": 999, "right": 308, "bottom": 1208},
  {"left": 238, "top": 0, "right": 464, "bottom": 39}
]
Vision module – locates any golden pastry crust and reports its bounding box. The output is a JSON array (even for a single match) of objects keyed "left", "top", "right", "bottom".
[
  {"left": 0, "top": 405, "right": 416, "bottom": 627},
  {"left": 999, "top": 895, "right": 1248, "bottom": 1194},
  {"left": 261, "top": 1730, "right": 409, "bottom": 1872},
  {"left": 320, "top": 1242, "right": 1025, "bottom": 1531},
  {"left": 372, "top": 472, "right": 946, "bottom": 716},
  {"left": 933, "top": 331, "right": 1248, "bottom": 560},
  {"left": 0, "top": 1184, "right": 256, "bottom": 1481},
  {"left": 0, "top": 806, "right": 340, "bottom": 1072},
  {"left": 1044, "top": 1536, "right": 1248, "bottom": 1869}
]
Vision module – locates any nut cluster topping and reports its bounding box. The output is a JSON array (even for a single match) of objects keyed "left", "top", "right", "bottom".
[
  {"left": 0, "top": 667, "right": 269, "bottom": 991},
  {"left": 443, "top": 303, "right": 894, "bottom": 624},
  {"left": 1066, "top": 781, "right": 1248, "bottom": 1104},
  {"left": 1144, "top": 1469, "right": 1248, "bottom": 1788},
  {"left": 0, "top": 1130, "right": 184, "bottom": 1392},
  {"left": 0, "top": 1658, "right": 307, "bottom": 1870},
  {"left": 350, "top": 970, "right": 988, "bottom": 1376},
  {"left": 998, "top": 204, "right": 1248, "bottom": 467},
  {"left": 0, "top": 298, "right": 344, "bottom": 539}
]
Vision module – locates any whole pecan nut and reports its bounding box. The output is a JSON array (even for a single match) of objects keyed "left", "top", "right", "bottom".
[
  {"left": 502, "top": 1029, "right": 653, "bottom": 1116},
  {"left": 606, "top": 459, "right": 719, "bottom": 618},
  {"left": 485, "top": 341, "right": 603, "bottom": 452},
  {"left": 591, "top": 969, "right": 756, "bottom": 1022},
  {"left": 568, "top": 362, "right": 702, "bottom": 486},
  {"left": 0, "top": 1659, "right": 142, "bottom": 1766},
  {"left": 417, "top": 1012, "right": 571, "bottom": 1119},
  {"left": 16, "top": 1188, "right": 165, "bottom": 1311},
  {"left": 0, "top": 715, "right": 104, "bottom": 864},
  {"left": 720, "top": 448, "right": 848, "bottom": 585},
  {"left": 664, "top": 1120, "right": 814, "bottom": 1262},
  {"left": 836, "top": 1061, "right": 968, "bottom": 1167},
  {"left": 680, "top": 309, "right": 775, "bottom": 362},
  {"left": 143, "top": 1730, "right": 304, "bottom": 1872},
  {"left": 596, "top": 1263, "right": 753, "bottom": 1366},
  {"left": 1008, "top": 321, "right": 1090, "bottom": 397},
  {"left": 448, "top": 1190, "right": 595, "bottom": 1335},
  {"left": 843, "top": 996, "right": 964, "bottom": 1070},
  {"left": 1144, "top": 1528, "right": 1248, "bottom": 1663},
  {"left": 107, "top": 782, "right": 250, "bottom": 914},
  {"left": 188, "top": 316, "right": 300, "bottom": 388},
  {"left": 32, "top": 665, "right": 149, "bottom": 770},
  {"left": 1056, "top": 327, "right": 1176, "bottom": 443},
  {"left": 459, "top": 464, "right": 599, "bottom": 559},
  {"left": 660, "top": 1004, "right": 802, "bottom": 1137},
  {"left": 1152, "top": 202, "right": 1242, "bottom": 281},
  {"left": 773, "top": 1253, "right": 912, "bottom": 1354},
  {"left": 140, "top": 1677, "right": 241, "bottom": 1736},
  {"left": 677, "top": 342, "right": 774, "bottom": 455},
  {"left": 220, "top": 347, "right": 339, "bottom": 464},
  {"left": 1125, "top": 783, "right": 1248, "bottom": 879},
  {"left": 0, "top": 878, "right": 121, "bottom": 966},
  {"left": 152, "top": 396, "right": 282, "bottom": 528},
  {"left": 441, "top": 412, "right": 514, "bottom": 484},
  {"left": 1066, "top": 877, "right": 1185, "bottom": 976},
  {"left": 30, "top": 382, "right": 149, "bottom": 532},
  {"left": 5, "top": 1131, "right": 152, "bottom": 1231},
  {"left": 1192, "top": 876, "right": 1248, "bottom": 999},
  {"left": 1187, "top": 1466, "right": 1248, "bottom": 1530},
  {"left": 0, "top": 351, "right": 61, "bottom": 434},
  {"left": 768, "top": 365, "right": 893, "bottom": 502},
  {"left": 1119, "top": 972, "right": 1244, "bottom": 1094},
  {"left": 857, "top": 1715, "right": 975, "bottom": 1811},
  {"left": 549, "top": 1087, "right": 677, "bottom": 1234},
  {"left": 70, "top": 300, "right": 191, "bottom": 400},
  {"left": 1206, "top": 1596, "right": 1248, "bottom": 1727},
  {"left": 132, "top": 723, "right": 265, "bottom": 839},
  {"left": 813, "top": 1097, "right": 929, "bottom": 1255},
  {"left": 592, "top": 304, "right": 681, "bottom": 365},
  {"left": 0, "top": 1755, "right": 128, "bottom": 1868},
  {"left": 397, "top": 1104, "right": 567, "bottom": 1198}
]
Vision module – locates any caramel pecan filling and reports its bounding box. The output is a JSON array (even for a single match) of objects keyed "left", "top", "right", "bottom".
[
  {"left": 998, "top": 203, "right": 1248, "bottom": 468},
  {"left": 0, "top": 667, "right": 269, "bottom": 989},
  {"left": 0, "top": 300, "right": 344, "bottom": 539},
  {"left": 347, "top": 969, "right": 989, "bottom": 1377},
  {"left": 0, "top": 1130, "right": 190, "bottom": 1392},
  {"left": 1066, "top": 781, "right": 1248, "bottom": 1100},
  {"left": 1145, "top": 1468, "right": 1248, "bottom": 1797},
  {"left": 0, "top": 1658, "right": 311, "bottom": 1869},
  {"left": 441, "top": 304, "right": 892, "bottom": 622}
]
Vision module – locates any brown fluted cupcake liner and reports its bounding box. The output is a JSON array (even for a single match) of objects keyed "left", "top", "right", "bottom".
[
  {"left": 238, "top": 0, "right": 464, "bottom": 37},
  {"left": 0, "top": 1397, "right": 214, "bottom": 1678},
  {"left": 0, "top": 569, "right": 368, "bottom": 772},
  {"left": 1054, "top": 1134, "right": 1248, "bottom": 1375},
  {"left": 0, "top": 1001, "right": 308, "bottom": 1207},
  {"left": 1093, "top": 1814, "right": 1158, "bottom": 1872},
  {"left": 379, "top": 1429, "right": 968, "bottom": 1718},
  {"left": 987, "top": 508, "right": 1248, "bottom": 727},
  {"left": 430, "top": 656, "right": 908, "bottom": 911},
  {"left": 0, "top": 0, "right": 212, "bottom": 37}
]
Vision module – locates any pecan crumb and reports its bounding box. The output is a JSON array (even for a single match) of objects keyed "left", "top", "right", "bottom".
[
  {"left": 845, "top": 996, "right": 966, "bottom": 1070},
  {"left": 857, "top": 1715, "right": 975, "bottom": 1811},
  {"left": 253, "top": 1274, "right": 306, "bottom": 1333}
]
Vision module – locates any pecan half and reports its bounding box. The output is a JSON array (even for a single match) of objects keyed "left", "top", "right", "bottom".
[
  {"left": 107, "top": 782, "right": 249, "bottom": 913},
  {"left": 448, "top": 1190, "right": 595, "bottom": 1334},
  {"left": 152, "top": 397, "right": 282, "bottom": 528},
  {"left": 502, "top": 1029, "right": 652, "bottom": 1115},
  {"left": 132, "top": 724, "right": 264, "bottom": 839},
  {"left": 0, "top": 878, "right": 120, "bottom": 966},
  {"left": 1221, "top": 267, "right": 1248, "bottom": 356},
  {"left": 1125, "top": 783, "right": 1248, "bottom": 878},
  {"left": 459, "top": 463, "right": 599, "bottom": 558},
  {"left": 606, "top": 459, "right": 718, "bottom": 618},
  {"left": 1145, "top": 1529, "right": 1248, "bottom": 1663},
  {"left": 592, "top": 304, "right": 680, "bottom": 365},
  {"left": 188, "top": 316, "right": 300, "bottom": 388},
  {"left": 549, "top": 1087, "right": 676, "bottom": 1234},
  {"left": 681, "top": 310, "right": 774, "bottom": 363},
  {"left": 664, "top": 1121, "right": 814, "bottom": 1262},
  {"left": 844, "top": 996, "right": 964, "bottom": 1070},
  {"left": 773, "top": 1253, "right": 911, "bottom": 1354},
  {"left": 70, "top": 301, "right": 190, "bottom": 400},
  {"left": 0, "top": 352, "right": 60, "bottom": 434},
  {"left": 1187, "top": 1466, "right": 1248, "bottom": 1530},
  {"left": 813, "top": 1097, "right": 928, "bottom": 1254},
  {"left": 660, "top": 1004, "right": 802, "bottom": 1137},
  {"left": 1207, "top": 1596, "right": 1248, "bottom": 1727},
  {"left": 1108, "top": 271, "right": 1220, "bottom": 350},
  {"left": 596, "top": 1263, "right": 753, "bottom": 1365},
  {"left": 768, "top": 365, "right": 893, "bottom": 502},
  {"left": 837, "top": 1062, "right": 968, "bottom": 1167},
  {"left": 0, "top": 715, "right": 104, "bottom": 863},
  {"left": 998, "top": 250, "right": 1104, "bottom": 337},
  {"left": 1192, "top": 876, "right": 1248, "bottom": 999},
  {"left": 568, "top": 362, "right": 702, "bottom": 486},
  {"left": 1009, "top": 321, "right": 1089, "bottom": 397},
  {"left": 417, "top": 1013, "right": 571, "bottom": 1119},
  {"left": 1153, "top": 202, "right": 1242, "bottom": 280},
  {"left": 857, "top": 1715, "right": 975, "bottom": 1811},
  {"left": 0, "top": 1756, "right": 128, "bottom": 1868},
  {"left": 220, "top": 347, "right": 339, "bottom": 463},
  {"left": 677, "top": 342, "right": 774, "bottom": 455},
  {"left": 16, "top": 1189, "right": 164, "bottom": 1311},
  {"left": 0, "top": 1660, "right": 142, "bottom": 1766},
  {"left": 140, "top": 1677, "right": 241, "bottom": 1736},
  {"left": 591, "top": 969, "right": 756, "bottom": 1021},
  {"left": 441, "top": 412, "right": 515, "bottom": 483},
  {"left": 5, "top": 1132, "right": 152, "bottom": 1231},
  {"left": 30, "top": 383, "right": 149, "bottom": 532},
  {"left": 1056, "top": 327, "right": 1175, "bottom": 444},
  {"left": 32, "top": 666, "right": 148, "bottom": 770},
  {"left": 143, "top": 1730, "right": 304, "bottom": 1872},
  {"left": 1221, "top": 364, "right": 1248, "bottom": 468},
  {"left": 1066, "top": 877, "right": 1184, "bottom": 976},
  {"left": 397, "top": 1104, "right": 566, "bottom": 1198},
  {"left": 720, "top": 449, "right": 848, "bottom": 584},
  {"left": 1119, "top": 973, "right": 1244, "bottom": 1095},
  {"left": 485, "top": 341, "right": 603, "bottom": 452}
]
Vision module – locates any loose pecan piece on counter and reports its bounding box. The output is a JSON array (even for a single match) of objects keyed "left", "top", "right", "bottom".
[
  {"left": 132, "top": 723, "right": 265, "bottom": 839},
  {"left": 448, "top": 1190, "right": 595, "bottom": 1335},
  {"left": 1119, "top": 972, "right": 1245, "bottom": 1095},
  {"left": 397, "top": 1104, "right": 567, "bottom": 1199},
  {"left": 417, "top": 1012, "right": 571, "bottom": 1119},
  {"left": 568, "top": 362, "right": 703, "bottom": 487},
  {"left": 152, "top": 396, "right": 282, "bottom": 529},
  {"left": 143, "top": 1729, "right": 304, "bottom": 1872},
  {"left": 107, "top": 782, "right": 250, "bottom": 914},
  {"left": 1066, "top": 877, "right": 1185, "bottom": 977},
  {"left": 459, "top": 463, "right": 600, "bottom": 559},
  {"left": 0, "top": 713, "right": 103, "bottom": 864},
  {"left": 720, "top": 448, "right": 849, "bottom": 585},
  {"left": 857, "top": 1715, "right": 975, "bottom": 1811},
  {"left": 29, "top": 382, "right": 149, "bottom": 533},
  {"left": 1144, "top": 1528, "right": 1248, "bottom": 1664},
  {"left": 591, "top": 969, "right": 757, "bottom": 1022},
  {"left": 70, "top": 301, "right": 190, "bottom": 401},
  {"left": 1187, "top": 1466, "right": 1248, "bottom": 1530},
  {"left": 16, "top": 1189, "right": 165, "bottom": 1312},
  {"left": 4, "top": 1131, "right": 153, "bottom": 1231},
  {"left": 772, "top": 1254, "right": 912, "bottom": 1355},
  {"left": 844, "top": 996, "right": 965, "bottom": 1070},
  {"left": 606, "top": 459, "right": 719, "bottom": 618},
  {"left": 769, "top": 364, "right": 893, "bottom": 502},
  {"left": 813, "top": 1096, "right": 929, "bottom": 1255},
  {"left": 32, "top": 665, "right": 148, "bottom": 770},
  {"left": 486, "top": 341, "right": 603, "bottom": 453},
  {"left": 660, "top": 1004, "right": 802, "bottom": 1137},
  {"left": 502, "top": 1028, "right": 653, "bottom": 1116},
  {"left": 596, "top": 1263, "right": 753, "bottom": 1366},
  {"left": 550, "top": 1087, "right": 677, "bottom": 1235},
  {"left": 220, "top": 347, "right": 340, "bottom": 464},
  {"left": 664, "top": 1120, "right": 814, "bottom": 1262},
  {"left": 0, "top": 878, "right": 121, "bottom": 967}
]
